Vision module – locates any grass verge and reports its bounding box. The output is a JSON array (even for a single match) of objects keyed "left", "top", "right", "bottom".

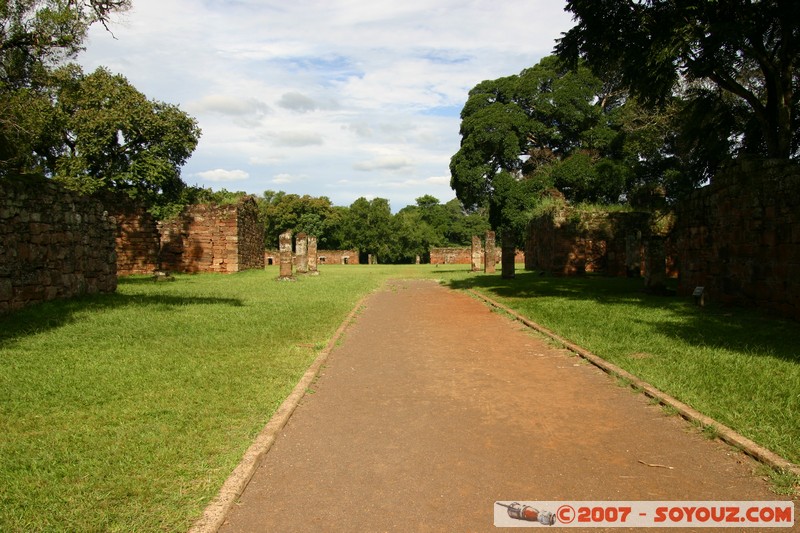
[
  {"left": 0, "top": 265, "right": 468, "bottom": 531},
  {"left": 448, "top": 271, "right": 800, "bottom": 470}
]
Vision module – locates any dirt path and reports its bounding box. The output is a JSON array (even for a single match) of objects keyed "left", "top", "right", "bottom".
[{"left": 219, "top": 280, "right": 789, "bottom": 532}]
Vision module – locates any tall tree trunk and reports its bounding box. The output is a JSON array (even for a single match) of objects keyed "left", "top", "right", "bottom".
[{"left": 501, "top": 229, "right": 516, "bottom": 280}]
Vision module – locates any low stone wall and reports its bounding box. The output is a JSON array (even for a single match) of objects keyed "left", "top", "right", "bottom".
[
  {"left": 159, "top": 198, "right": 264, "bottom": 274},
  {"left": 0, "top": 176, "right": 117, "bottom": 313},
  {"left": 674, "top": 158, "right": 800, "bottom": 319}
]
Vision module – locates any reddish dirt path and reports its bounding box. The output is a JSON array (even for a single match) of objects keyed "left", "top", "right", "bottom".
[{"left": 220, "top": 280, "right": 791, "bottom": 532}]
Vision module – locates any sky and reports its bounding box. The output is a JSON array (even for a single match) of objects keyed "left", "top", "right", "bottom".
[{"left": 79, "top": 1, "right": 575, "bottom": 211}]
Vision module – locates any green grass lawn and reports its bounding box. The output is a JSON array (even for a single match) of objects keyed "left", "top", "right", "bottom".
[
  {"left": 448, "top": 271, "right": 800, "bottom": 473},
  {"left": 1, "top": 264, "right": 797, "bottom": 531},
  {"left": 0, "top": 265, "right": 464, "bottom": 532}
]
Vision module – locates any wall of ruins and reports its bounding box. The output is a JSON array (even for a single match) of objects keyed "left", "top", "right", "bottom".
[
  {"left": 526, "top": 208, "right": 658, "bottom": 277},
  {"left": 265, "top": 249, "right": 360, "bottom": 266},
  {"left": 159, "top": 197, "right": 264, "bottom": 274},
  {"left": 111, "top": 199, "right": 160, "bottom": 276},
  {"left": 674, "top": 158, "right": 800, "bottom": 319},
  {"left": 429, "top": 247, "right": 524, "bottom": 265},
  {"left": 0, "top": 176, "right": 117, "bottom": 313}
]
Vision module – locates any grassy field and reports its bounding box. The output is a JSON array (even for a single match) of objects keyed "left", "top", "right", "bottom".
[
  {"left": 1, "top": 264, "right": 797, "bottom": 531},
  {"left": 0, "top": 265, "right": 458, "bottom": 532},
  {"left": 449, "top": 271, "right": 800, "bottom": 475}
]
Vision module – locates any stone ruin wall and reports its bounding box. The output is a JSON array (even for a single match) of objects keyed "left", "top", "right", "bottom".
[
  {"left": 158, "top": 197, "right": 264, "bottom": 274},
  {"left": 429, "top": 247, "right": 524, "bottom": 265},
  {"left": 0, "top": 177, "right": 117, "bottom": 313},
  {"left": 674, "top": 159, "right": 800, "bottom": 320},
  {"left": 265, "top": 248, "right": 360, "bottom": 266},
  {"left": 525, "top": 209, "right": 670, "bottom": 277},
  {"left": 112, "top": 198, "right": 159, "bottom": 276}
]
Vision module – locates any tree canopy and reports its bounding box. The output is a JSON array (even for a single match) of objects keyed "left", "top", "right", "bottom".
[
  {"left": 1, "top": 0, "right": 202, "bottom": 218},
  {"left": 48, "top": 66, "right": 201, "bottom": 210},
  {"left": 556, "top": 0, "right": 800, "bottom": 160}
]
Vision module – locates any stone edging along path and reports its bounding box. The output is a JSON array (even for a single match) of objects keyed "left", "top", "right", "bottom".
[{"left": 466, "top": 288, "right": 800, "bottom": 479}]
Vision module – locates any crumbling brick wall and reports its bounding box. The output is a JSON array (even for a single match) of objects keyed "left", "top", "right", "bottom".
[
  {"left": 110, "top": 200, "right": 159, "bottom": 276},
  {"left": 674, "top": 158, "right": 800, "bottom": 319},
  {"left": 265, "top": 249, "right": 359, "bottom": 266},
  {"left": 526, "top": 209, "right": 654, "bottom": 276},
  {"left": 429, "top": 247, "right": 523, "bottom": 265},
  {"left": 0, "top": 176, "right": 117, "bottom": 313},
  {"left": 159, "top": 197, "right": 264, "bottom": 273}
]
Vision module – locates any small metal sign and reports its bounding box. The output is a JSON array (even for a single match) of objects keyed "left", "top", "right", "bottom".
[{"left": 692, "top": 286, "right": 705, "bottom": 297}]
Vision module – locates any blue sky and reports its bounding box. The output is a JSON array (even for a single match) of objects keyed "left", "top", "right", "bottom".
[{"left": 79, "top": 1, "right": 574, "bottom": 211}]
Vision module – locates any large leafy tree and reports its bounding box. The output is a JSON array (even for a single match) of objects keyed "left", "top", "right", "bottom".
[
  {"left": 48, "top": 66, "right": 201, "bottom": 210},
  {"left": 341, "top": 197, "right": 394, "bottom": 263},
  {"left": 0, "top": 0, "right": 131, "bottom": 173},
  {"left": 556, "top": 0, "right": 800, "bottom": 160},
  {"left": 258, "top": 191, "right": 336, "bottom": 248},
  {"left": 451, "top": 56, "right": 629, "bottom": 275}
]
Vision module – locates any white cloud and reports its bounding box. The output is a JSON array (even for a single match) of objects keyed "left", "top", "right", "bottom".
[
  {"left": 79, "top": 0, "right": 574, "bottom": 209},
  {"left": 195, "top": 169, "right": 250, "bottom": 182},
  {"left": 272, "top": 173, "right": 306, "bottom": 184},
  {"left": 353, "top": 155, "right": 414, "bottom": 172},
  {"left": 187, "top": 95, "right": 270, "bottom": 117},
  {"left": 269, "top": 131, "right": 325, "bottom": 147},
  {"left": 277, "top": 92, "right": 318, "bottom": 113}
]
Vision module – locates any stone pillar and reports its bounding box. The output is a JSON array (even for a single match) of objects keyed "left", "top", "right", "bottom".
[
  {"left": 307, "top": 235, "right": 318, "bottom": 275},
  {"left": 484, "top": 230, "right": 496, "bottom": 273},
  {"left": 278, "top": 230, "right": 294, "bottom": 280},
  {"left": 501, "top": 230, "right": 516, "bottom": 279},
  {"left": 296, "top": 232, "right": 308, "bottom": 273},
  {"left": 471, "top": 235, "right": 483, "bottom": 272}
]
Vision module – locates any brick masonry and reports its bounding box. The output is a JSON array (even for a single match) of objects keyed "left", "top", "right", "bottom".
[
  {"left": 429, "top": 246, "right": 524, "bottom": 265},
  {"left": 526, "top": 209, "right": 655, "bottom": 277},
  {"left": 158, "top": 197, "right": 264, "bottom": 274},
  {"left": 0, "top": 176, "right": 117, "bottom": 313},
  {"left": 674, "top": 158, "right": 800, "bottom": 320}
]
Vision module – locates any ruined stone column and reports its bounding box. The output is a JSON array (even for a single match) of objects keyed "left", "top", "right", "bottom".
[
  {"left": 295, "top": 232, "right": 308, "bottom": 273},
  {"left": 484, "top": 230, "right": 496, "bottom": 273},
  {"left": 471, "top": 235, "right": 483, "bottom": 272},
  {"left": 307, "top": 235, "right": 318, "bottom": 275},
  {"left": 278, "top": 230, "right": 294, "bottom": 280}
]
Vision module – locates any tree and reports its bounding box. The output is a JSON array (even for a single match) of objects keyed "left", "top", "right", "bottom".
[
  {"left": 557, "top": 0, "right": 800, "bottom": 159},
  {"left": 0, "top": 1, "right": 130, "bottom": 173},
  {"left": 341, "top": 197, "right": 394, "bottom": 263},
  {"left": 450, "top": 56, "right": 624, "bottom": 276},
  {"left": 258, "top": 191, "right": 335, "bottom": 248},
  {"left": 47, "top": 67, "right": 201, "bottom": 212}
]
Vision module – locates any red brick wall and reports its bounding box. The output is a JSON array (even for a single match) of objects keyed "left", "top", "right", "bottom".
[
  {"left": 526, "top": 210, "right": 653, "bottom": 276},
  {"left": 265, "top": 249, "right": 360, "bottom": 265},
  {"left": 429, "top": 247, "right": 523, "bottom": 265},
  {"left": 112, "top": 202, "right": 159, "bottom": 276},
  {"left": 159, "top": 198, "right": 264, "bottom": 274},
  {"left": 674, "top": 159, "right": 800, "bottom": 319}
]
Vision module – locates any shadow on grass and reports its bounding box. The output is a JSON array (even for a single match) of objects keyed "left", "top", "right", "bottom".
[
  {"left": 0, "top": 284, "right": 244, "bottom": 348},
  {"left": 448, "top": 271, "right": 800, "bottom": 364}
]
